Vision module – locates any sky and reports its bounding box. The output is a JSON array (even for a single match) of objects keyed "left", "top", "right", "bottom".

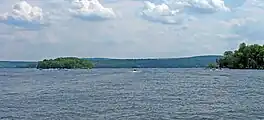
[{"left": 0, "top": 0, "right": 263, "bottom": 60}]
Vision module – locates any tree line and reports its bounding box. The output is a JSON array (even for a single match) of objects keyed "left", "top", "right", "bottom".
[
  {"left": 217, "top": 42, "right": 264, "bottom": 69},
  {"left": 37, "top": 57, "right": 93, "bottom": 69}
]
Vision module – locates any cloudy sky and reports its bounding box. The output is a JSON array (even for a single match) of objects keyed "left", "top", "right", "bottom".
[{"left": 0, "top": 0, "right": 263, "bottom": 60}]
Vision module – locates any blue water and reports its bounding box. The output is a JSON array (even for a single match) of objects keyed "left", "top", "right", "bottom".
[{"left": 0, "top": 68, "right": 264, "bottom": 120}]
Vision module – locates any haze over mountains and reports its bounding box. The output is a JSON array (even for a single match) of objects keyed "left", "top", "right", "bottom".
[{"left": 0, "top": 55, "right": 221, "bottom": 68}]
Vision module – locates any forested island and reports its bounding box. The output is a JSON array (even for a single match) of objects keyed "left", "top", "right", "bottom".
[
  {"left": 217, "top": 43, "right": 264, "bottom": 69},
  {"left": 36, "top": 57, "right": 93, "bottom": 69}
]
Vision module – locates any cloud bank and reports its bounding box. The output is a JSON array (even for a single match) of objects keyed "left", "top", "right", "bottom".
[{"left": 0, "top": 0, "right": 263, "bottom": 60}]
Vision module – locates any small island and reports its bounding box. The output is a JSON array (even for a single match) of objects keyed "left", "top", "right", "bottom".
[
  {"left": 217, "top": 42, "right": 264, "bottom": 69},
  {"left": 36, "top": 57, "right": 93, "bottom": 69}
]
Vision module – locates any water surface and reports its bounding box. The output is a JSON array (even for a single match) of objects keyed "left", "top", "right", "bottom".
[{"left": 0, "top": 68, "right": 264, "bottom": 120}]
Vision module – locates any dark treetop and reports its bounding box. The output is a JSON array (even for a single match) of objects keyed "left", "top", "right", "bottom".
[
  {"left": 36, "top": 57, "right": 93, "bottom": 69},
  {"left": 217, "top": 42, "right": 264, "bottom": 69}
]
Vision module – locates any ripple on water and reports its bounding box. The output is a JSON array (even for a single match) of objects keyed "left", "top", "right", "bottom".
[{"left": 0, "top": 68, "right": 264, "bottom": 119}]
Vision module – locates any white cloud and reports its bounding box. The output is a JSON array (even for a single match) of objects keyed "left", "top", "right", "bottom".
[
  {"left": 143, "top": 1, "right": 178, "bottom": 16},
  {"left": 221, "top": 17, "right": 257, "bottom": 27},
  {"left": 231, "top": 18, "right": 264, "bottom": 41},
  {"left": 223, "top": 0, "right": 246, "bottom": 8},
  {"left": 140, "top": 1, "right": 197, "bottom": 24},
  {"left": 156, "top": 0, "right": 230, "bottom": 13},
  {"left": 0, "top": 1, "right": 47, "bottom": 29},
  {"left": 219, "top": 6, "right": 264, "bottom": 42},
  {"left": 186, "top": 0, "right": 230, "bottom": 13},
  {"left": 68, "top": 0, "right": 116, "bottom": 21},
  {"left": 251, "top": 0, "right": 264, "bottom": 9},
  {"left": 140, "top": 0, "right": 230, "bottom": 24},
  {"left": 2, "top": 0, "right": 264, "bottom": 60},
  {"left": 140, "top": 1, "right": 181, "bottom": 24}
]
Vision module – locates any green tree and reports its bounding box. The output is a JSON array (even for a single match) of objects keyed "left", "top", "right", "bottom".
[
  {"left": 206, "top": 63, "right": 218, "bottom": 69},
  {"left": 37, "top": 57, "right": 93, "bottom": 69},
  {"left": 218, "top": 42, "right": 264, "bottom": 69}
]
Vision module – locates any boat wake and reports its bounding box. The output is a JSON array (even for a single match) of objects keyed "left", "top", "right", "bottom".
[{"left": 131, "top": 69, "right": 140, "bottom": 73}]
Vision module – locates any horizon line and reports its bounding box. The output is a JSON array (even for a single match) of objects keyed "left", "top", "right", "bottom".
[{"left": 0, "top": 54, "right": 223, "bottom": 62}]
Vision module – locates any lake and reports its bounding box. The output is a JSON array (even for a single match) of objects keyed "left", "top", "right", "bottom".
[{"left": 0, "top": 68, "right": 264, "bottom": 120}]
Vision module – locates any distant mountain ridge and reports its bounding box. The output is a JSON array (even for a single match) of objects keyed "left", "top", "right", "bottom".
[
  {"left": 0, "top": 55, "right": 222, "bottom": 68},
  {"left": 84, "top": 55, "right": 221, "bottom": 60},
  {"left": 0, "top": 61, "right": 37, "bottom": 68},
  {"left": 84, "top": 55, "right": 222, "bottom": 68}
]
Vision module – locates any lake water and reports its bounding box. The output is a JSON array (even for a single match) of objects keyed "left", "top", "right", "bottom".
[{"left": 0, "top": 68, "right": 264, "bottom": 120}]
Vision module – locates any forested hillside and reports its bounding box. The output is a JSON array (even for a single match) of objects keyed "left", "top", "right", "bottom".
[
  {"left": 86, "top": 55, "right": 221, "bottom": 68},
  {"left": 0, "top": 55, "right": 221, "bottom": 68}
]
